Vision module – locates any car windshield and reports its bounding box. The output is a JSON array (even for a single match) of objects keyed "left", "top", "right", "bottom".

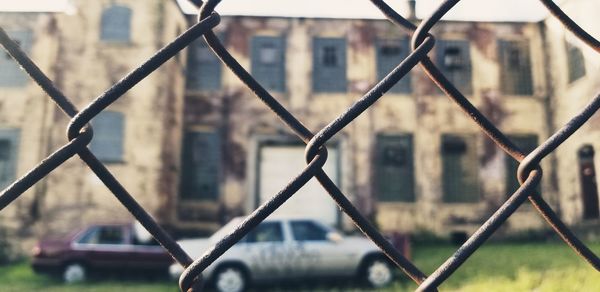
[{"left": 209, "top": 217, "right": 245, "bottom": 242}]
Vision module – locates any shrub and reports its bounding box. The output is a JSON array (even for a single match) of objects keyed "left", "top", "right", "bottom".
[{"left": 0, "top": 224, "right": 18, "bottom": 265}]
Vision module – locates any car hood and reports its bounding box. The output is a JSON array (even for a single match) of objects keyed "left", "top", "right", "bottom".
[
  {"left": 342, "top": 235, "right": 380, "bottom": 249},
  {"left": 177, "top": 238, "right": 212, "bottom": 260}
]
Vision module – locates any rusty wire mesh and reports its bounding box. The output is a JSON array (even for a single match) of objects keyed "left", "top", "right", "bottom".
[{"left": 1, "top": 0, "right": 599, "bottom": 291}]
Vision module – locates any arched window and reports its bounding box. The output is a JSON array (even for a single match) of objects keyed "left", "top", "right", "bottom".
[{"left": 100, "top": 5, "right": 132, "bottom": 42}]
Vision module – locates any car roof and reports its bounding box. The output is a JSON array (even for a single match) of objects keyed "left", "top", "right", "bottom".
[{"left": 227, "top": 216, "right": 332, "bottom": 225}]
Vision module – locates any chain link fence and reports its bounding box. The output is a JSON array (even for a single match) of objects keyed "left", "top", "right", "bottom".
[{"left": 1, "top": 0, "right": 599, "bottom": 291}]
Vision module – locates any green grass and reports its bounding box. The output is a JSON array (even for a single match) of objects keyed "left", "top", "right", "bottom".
[
  {"left": 392, "top": 242, "right": 600, "bottom": 291},
  {"left": 0, "top": 264, "right": 176, "bottom": 292},
  {"left": 0, "top": 242, "right": 598, "bottom": 291}
]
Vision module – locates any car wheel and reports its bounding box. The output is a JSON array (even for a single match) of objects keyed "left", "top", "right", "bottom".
[
  {"left": 63, "top": 262, "right": 86, "bottom": 283},
  {"left": 362, "top": 257, "right": 393, "bottom": 288},
  {"left": 213, "top": 265, "right": 247, "bottom": 292}
]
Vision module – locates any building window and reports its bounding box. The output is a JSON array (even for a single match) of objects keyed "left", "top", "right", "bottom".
[
  {"left": 498, "top": 40, "right": 533, "bottom": 95},
  {"left": 0, "top": 30, "right": 32, "bottom": 87},
  {"left": 313, "top": 37, "right": 347, "bottom": 93},
  {"left": 179, "top": 130, "right": 220, "bottom": 201},
  {"left": 100, "top": 5, "right": 132, "bottom": 42},
  {"left": 186, "top": 38, "right": 221, "bottom": 91},
  {"left": 436, "top": 40, "right": 472, "bottom": 94},
  {"left": 376, "top": 38, "right": 411, "bottom": 93},
  {"left": 251, "top": 36, "right": 286, "bottom": 92},
  {"left": 566, "top": 41, "right": 586, "bottom": 83},
  {"left": 0, "top": 129, "right": 20, "bottom": 189},
  {"left": 441, "top": 134, "right": 479, "bottom": 203},
  {"left": 90, "top": 111, "right": 125, "bottom": 163},
  {"left": 375, "top": 134, "right": 415, "bottom": 202},
  {"left": 505, "top": 134, "right": 539, "bottom": 196}
]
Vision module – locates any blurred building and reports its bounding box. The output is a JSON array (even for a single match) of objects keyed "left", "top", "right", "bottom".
[{"left": 0, "top": 0, "right": 597, "bottom": 239}]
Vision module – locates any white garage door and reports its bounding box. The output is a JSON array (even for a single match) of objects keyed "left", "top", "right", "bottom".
[{"left": 258, "top": 145, "right": 339, "bottom": 226}]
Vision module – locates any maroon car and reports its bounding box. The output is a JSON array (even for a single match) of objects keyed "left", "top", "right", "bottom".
[{"left": 31, "top": 223, "right": 173, "bottom": 283}]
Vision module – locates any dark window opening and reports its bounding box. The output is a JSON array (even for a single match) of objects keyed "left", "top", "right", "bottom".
[
  {"left": 251, "top": 36, "right": 285, "bottom": 91},
  {"left": 100, "top": 5, "right": 132, "bottom": 42},
  {"left": 383, "top": 146, "right": 407, "bottom": 166},
  {"left": 499, "top": 40, "right": 533, "bottom": 95},
  {"left": 0, "top": 130, "right": 19, "bottom": 189},
  {"left": 1, "top": 30, "right": 32, "bottom": 87},
  {"left": 442, "top": 138, "right": 467, "bottom": 154},
  {"left": 578, "top": 145, "right": 599, "bottom": 219},
  {"left": 441, "top": 134, "right": 479, "bottom": 203},
  {"left": 322, "top": 46, "right": 338, "bottom": 67},
  {"left": 90, "top": 111, "right": 125, "bottom": 163},
  {"left": 179, "top": 131, "right": 220, "bottom": 201},
  {"left": 259, "top": 44, "right": 278, "bottom": 65},
  {"left": 3, "top": 40, "right": 20, "bottom": 59},
  {"left": 376, "top": 38, "right": 411, "bottom": 93},
  {"left": 0, "top": 141, "right": 10, "bottom": 160},
  {"left": 437, "top": 40, "right": 472, "bottom": 94},
  {"left": 443, "top": 47, "right": 463, "bottom": 70},
  {"left": 567, "top": 41, "right": 586, "bottom": 83},
  {"left": 508, "top": 48, "right": 523, "bottom": 68},
  {"left": 186, "top": 38, "right": 222, "bottom": 91},
  {"left": 313, "top": 37, "right": 346, "bottom": 92},
  {"left": 197, "top": 46, "right": 215, "bottom": 62},
  {"left": 0, "top": 140, "right": 11, "bottom": 184},
  {"left": 380, "top": 45, "right": 402, "bottom": 56},
  {"left": 375, "top": 134, "right": 415, "bottom": 202}
]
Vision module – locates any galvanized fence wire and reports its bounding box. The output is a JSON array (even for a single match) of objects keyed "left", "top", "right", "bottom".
[{"left": 0, "top": 0, "right": 599, "bottom": 290}]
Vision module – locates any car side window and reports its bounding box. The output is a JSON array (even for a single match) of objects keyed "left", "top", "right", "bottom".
[
  {"left": 77, "top": 226, "right": 124, "bottom": 245},
  {"left": 244, "top": 222, "right": 284, "bottom": 243},
  {"left": 290, "top": 221, "right": 328, "bottom": 241},
  {"left": 77, "top": 227, "right": 99, "bottom": 244}
]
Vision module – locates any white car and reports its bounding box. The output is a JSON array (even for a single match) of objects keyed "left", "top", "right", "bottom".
[{"left": 170, "top": 217, "right": 395, "bottom": 292}]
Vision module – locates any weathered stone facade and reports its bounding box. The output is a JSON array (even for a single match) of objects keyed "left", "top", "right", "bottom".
[
  {"left": 0, "top": 0, "right": 188, "bottom": 240},
  {"left": 178, "top": 16, "right": 553, "bottom": 236},
  {"left": 0, "top": 0, "right": 597, "bottom": 244},
  {"left": 543, "top": 0, "right": 600, "bottom": 225}
]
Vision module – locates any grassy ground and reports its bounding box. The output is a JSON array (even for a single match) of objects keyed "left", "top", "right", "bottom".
[
  {"left": 0, "top": 242, "right": 598, "bottom": 291},
  {"left": 396, "top": 242, "right": 600, "bottom": 292}
]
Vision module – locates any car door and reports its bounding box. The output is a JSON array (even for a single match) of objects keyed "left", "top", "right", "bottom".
[
  {"left": 73, "top": 225, "right": 130, "bottom": 270},
  {"left": 239, "top": 221, "right": 290, "bottom": 280},
  {"left": 127, "top": 227, "right": 173, "bottom": 271},
  {"left": 288, "top": 220, "right": 347, "bottom": 277}
]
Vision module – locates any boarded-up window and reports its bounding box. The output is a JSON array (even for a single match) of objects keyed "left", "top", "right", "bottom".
[
  {"left": 499, "top": 40, "right": 533, "bottom": 95},
  {"left": 0, "top": 30, "right": 32, "bottom": 87},
  {"left": 375, "top": 134, "right": 415, "bottom": 202},
  {"left": 441, "top": 134, "right": 479, "bottom": 202},
  {"left": 186, "top": 38, "right": 221, "bottom": 91},
  {"left": 100, "top": 5, "right": 132, "bottom": 42},
  {"left": 437, "top": 40, "right": 472, "bottom": 94},
  {"left": 90, "top": 111, "right": 125, "bottom": 162},
  {"left": 505, "top": 134, "right": 539, "bottom": 196},
  {"left": 0, "top": 129, "right": 20, "bottom": 189},
  {"left": 251, "top": 36, "right": 285, "bottom": 92},
  {"left": 566, "top": 41, "right": 586, "bottom": 83},
  {"left": 180, "top": 130, "right": 220, "bottom": 201},
  {"left": 376, "top": 38, "right": 411, "bottom": 93},
  {"left": 313, "top": 37, "right": 347, "bottom": 92}
]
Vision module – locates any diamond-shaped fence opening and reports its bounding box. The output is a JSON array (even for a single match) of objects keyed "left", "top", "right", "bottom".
[{"left": 0, "top": 0, "right": 599, "bottom": 291}]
